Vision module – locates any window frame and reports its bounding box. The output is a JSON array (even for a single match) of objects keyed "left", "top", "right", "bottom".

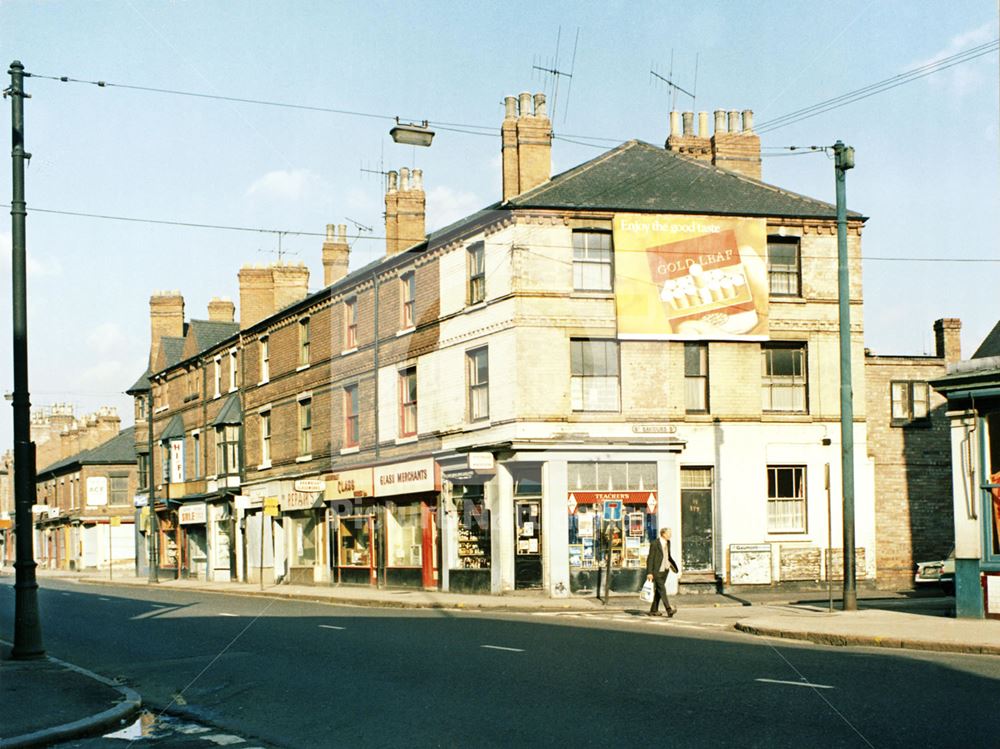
[
  {"left": 891, "top": 380, "right": 931, "bottom": 425},
  {"left": 109, "top": 475, "right": 129, "bottom": 507},
  {"left": 214, "top": 424, "right": 240, "bottom": 476},
  {"left": 260, "top": 410, "right": 272, "bottom": 466},
  {"left": 400, "top": 271, "right": 416, "bottom": 329},
  {"left": 572, "top": 230, "right": 614, "bottom": 292},
  {"left": 228, "top": 348, "right": 239, "bottom": 392},
  {"left": 570, "top": 338, "right": 621, "bottom": 412},
  {"left": 767, "top": 465, "right": 807, "bottom": 533},
  {"left": 467, "top": 241, "right": 486, "bottom": 305},
  {"left": 298, "top": 397, "right": 313, "bottom": 456},
  {"left": 767, "top": 235, "right": 802, "bottom": 297},
  {"left": 761, "top": 343, "right": 808, "bottom": 414},
  {"left": 213, "top": 356, "right": 222, "bottom": 398},
  {"left": 467, "top": 346, "right": 489, "bottom": 422},
  {"left": 344, "top": 297, "right": 358, "bottom": 350},
  {"left": 344, "top": 385, "right": 360, "bottom": 448},
  {"left": 259, "top": 336, "right": 270, "bottom": 383},
  {"left": 192, "top": 431, "right": 201, "bottom": 479},
  {"left": 684, "top": 342, "right": 709, "bottom": 414},
  {"left": 399, "top": 366, "right": 418, "bottom": 438},
  {"left": 299, "top": 317, "right": 311, "bottom": 367}
]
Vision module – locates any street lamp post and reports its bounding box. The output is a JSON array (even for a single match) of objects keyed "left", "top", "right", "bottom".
[{"left": 7, "top": 59, "right": 44, "bottom": 658}]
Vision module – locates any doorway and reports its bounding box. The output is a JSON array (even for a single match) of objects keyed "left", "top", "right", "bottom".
[{"left": 680, "top": 466, "right": 714, "bottom": 572}]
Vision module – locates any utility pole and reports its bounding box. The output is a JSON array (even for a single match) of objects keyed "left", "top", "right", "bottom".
[
  {"left": 7, "top": 59, "right": 44, "bottom": 658},
  {"left": 834, "top": 140, "right": 857, "bottom": 612},
  {"left": 147, "top": 388, "right": 158, "bottom": 583}
]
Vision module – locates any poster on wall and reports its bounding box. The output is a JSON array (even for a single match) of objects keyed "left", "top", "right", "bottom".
[{"left": 613, "top": 213, "right": 769, "bottom": 340}]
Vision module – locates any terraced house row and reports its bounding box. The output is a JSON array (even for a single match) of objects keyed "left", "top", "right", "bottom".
[{"left": 113, "top": 92, "right": 957, "bottom": 599}]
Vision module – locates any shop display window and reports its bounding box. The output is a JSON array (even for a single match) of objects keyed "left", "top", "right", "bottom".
[
  {"left": 339, "top": 516, "right": 372, "bottom": 567},
  {"left": 386, "top": 502, "right": 422, "bottom": 567},
  {"left": 453, "top": 484, "right": 490, "bottom": 570},
  {"left": 289, "top": 513, "right": 318, "bottom": 566}
]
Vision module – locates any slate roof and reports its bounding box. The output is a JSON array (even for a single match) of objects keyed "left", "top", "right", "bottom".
[
  {"left": 37, "top": 427, "right": 137, "bottom": 477},
  {"left": 159, "top": 336, "right": 186, "bottom": 369},
  {"left": 507, "top": 140, "right": 864, "bottom": 220},
  {"left": 188, "top": 319, "right": 238, "bottom": 355},
  {"left": 973, "top": 321, "right": 1000, "bottom": 359},
  {"left": 159, "top": 414, "right": 185, "bottom": 441},
  {"left": 213, "top": 393, "right": 242, "bottom": 425},
  {"left": 126, "top": 368, "right": 151, "bottom": 395}
]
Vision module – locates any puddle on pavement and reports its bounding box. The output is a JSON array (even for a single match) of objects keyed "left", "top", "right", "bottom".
[{"left": 104, "top": 710, "right": 211, "bottom": 740}]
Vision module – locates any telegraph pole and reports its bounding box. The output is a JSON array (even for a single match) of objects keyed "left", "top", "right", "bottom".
[
  {"left": 7, "top": 59, "right": 45, "bottom": 658},
  {"left": 834, "top": 140, "right": 857, "bottom": 612},
  {"left": 147, "top": 389, "right": 158, "bottom": 583}
]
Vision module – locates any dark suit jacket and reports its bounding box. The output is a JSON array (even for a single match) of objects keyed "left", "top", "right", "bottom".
[{"left": 645, "top": 538, "right": 678, "bottom": 577}]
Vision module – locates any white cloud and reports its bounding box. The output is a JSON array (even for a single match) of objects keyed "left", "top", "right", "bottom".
[
  {"left": 0, "top": 230, "right": 63, "bottom": 277},
  {"left": 78, "top": 359, "right": 127, "bottom": 390},
  {"left": 426, "top": 185, "right": 481, "bottom": 231},
  {"left": 86, "top": 322, "right": 128, "bottom": 357},
  {"left": 911, "top": 22, "right": 995, "bottom": 96},
  {"left": 245, "top": 168, "right": 329, "bottom": 202}
]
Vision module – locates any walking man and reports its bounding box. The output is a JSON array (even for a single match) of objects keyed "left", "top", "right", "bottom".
[{"left": 645, "top": 527, "right": 678, "bottom": 617}]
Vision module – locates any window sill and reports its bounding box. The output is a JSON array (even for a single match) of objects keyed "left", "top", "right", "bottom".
[
  {"left": 256, "top": 462, "right": 272, "bottom": 471},
  {"left": 228, "top": 387, "right": 238, "bottom": 394},
  {"left": 213, "top": 392, "right": 221, "bottom": 400},
  {"left": 396, "top": 327, "right": 415, "bottom": 337},
  {"left": 341, "top": 346, "right": 358, "bottom": 356},
  {"left": 395, "top": 435, "right": 418, "bottom": 445},
  {"left": 761, "top": 413, "right": 811, "bottom": 422},
  {"left": 296, "top": 363, "right": 310, "bottom": 372},
  {"left": 570, "top": 289, "right": 614, "bottom": 297},
  {"left": 295, "top": 454, "right": 313, "bottom": 463},
  {"left": 769, "top": 295, "right": 806, "bottom": 304},
  {"left": 766, "top": 531, "right": 808, "bottom": 537},
  {"left": 340, "top": 446, "right": 359, "bottom": 455},
  {"left": 891, "top": 418, "right": 931, "bottom": 428},
  {"left": 258, "top": 378, "right": 269, "bottom": 386},
  {"left": 464, "top": 419, "right": 491, "bottom": 431},
  {"left": 465, "top": 301, "right": 487, "bottom": 312}
]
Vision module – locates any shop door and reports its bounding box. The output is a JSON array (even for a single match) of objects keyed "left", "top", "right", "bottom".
[
  {"left": 680, "top": 467, "right": 714, "bottom": 572},
  {"left": 514, "top": 500, "right": 542, "bottom": 589}
]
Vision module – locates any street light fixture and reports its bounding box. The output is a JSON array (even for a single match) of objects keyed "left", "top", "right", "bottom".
[{"left": 390, "top": 118, "right": 435, "bottom": 147}]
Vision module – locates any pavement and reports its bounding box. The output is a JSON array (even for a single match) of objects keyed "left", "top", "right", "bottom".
[{"left": 2, "top": 567, "right": 997, "bottom": 747}]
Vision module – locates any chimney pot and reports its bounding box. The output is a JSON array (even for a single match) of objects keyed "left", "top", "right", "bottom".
[
  {"left": 518, "top": 91, "right": 532, "bottom": 117},
  {"left": 337, "top": 223, "right": 347, "bottom": 243},
  {"left": 728, "top": 110, "right": 740, "bottom": 132},
  {"left": 400, "top": 166, "right": 410, "bottom": 191},
  {"left": 326, "top": 224, "right": 336, "bottom": 241},
  {"left": 698, "top": 111, "right": 709, "bottom": 137},
  {"left": 504, "top": 95, "right": 517, "bottom": 119},
  {"left": 714, "top": 110, "right": 726, "bottom": 133},
  {"left": 682, "top": 111, "right": 694, "bottom": 136},
  {"left": 669, "top": 111, "right": 681, "bottom": 137},
  {"left": 742, "top": 109, "right": 754, "bottom": 133},
  {"left": 533, "top": 92, "right": 547, "bottom": 118},
  {"left": 387, "top": 170, "right": 398, "bottom": 193},
  {"left": 412, "top": 168, "right": 423, "bottom": 190}
]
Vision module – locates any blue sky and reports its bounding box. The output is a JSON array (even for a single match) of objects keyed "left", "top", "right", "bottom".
[{"left": 0, "top": 1, "right": 997, "bottom": 448}]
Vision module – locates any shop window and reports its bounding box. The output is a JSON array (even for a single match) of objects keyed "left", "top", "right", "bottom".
[
  {"left": 298, "top": 398, "right": 312, "bottom": 456},
  {"left": 452, "top": 484, "right": 490, "bottom": 570},
  {"left": 288, "top": 513, "right": 318, "bottom": 566},
  {"left": 229, "top": 349, "right": 238, "bottom": 392},
  {"left": 572, "top": 230, "right": 613, "bottom": 291},
  {"left": 339, "top": 514, "right": 372, "bottom": 567},
  {"left": 344, "top": 298, "right": 357, "bottom": 349},
  {"left": 260, "top": 411, "right": 271, "bottom": 466},
  {"left": 986, "top": 413, "right": 1000, "bottom": 557},
  {"left": 467, "top": 347, "right": 489, "bottom": 421},
  {"left": 467, "top": 241, "right": 485, "bottom": 305},
  {"left": 684, "top": 342, "right": 709, "bottom": 413},
  {"left": 400, "top": 271, "right": 416, "bottom": 329},
  {"left": 762, "top": 343, "right": 807, "bottom": 413},
  {"left": 299, "top": 318, "right": 311, "bottom": 367},
  {"left": 891, "top": 381, "right": 929, "bottom": 424},
  {"left": 571, "top": 338, "right": 620, "bottom": 412},
  {"left": 109, "top": 476, "right": 129, "bottom": 506},
  {"left": 567, "top": 461, "right": 658, "bottom": 572},
  {"left": 259, "top": 336, "right": 269, "bottom": 383},
  {"left": 386, "top": 501, "right": 422, "bottom": 567},
  {"left": 215, "top": 425, "right": 240, "bottom": 476},
  {"left": 768, "top": 236, "right": 801, "bottom": 296},
  {"left": 767, "top": 465, "right": 806, "bottom": 533},
  {"left": 344, "top": 385, "right": 359, "bottom": 448},
  {"left": 399, "top": 367, "right": 417, "bottom": 438}
]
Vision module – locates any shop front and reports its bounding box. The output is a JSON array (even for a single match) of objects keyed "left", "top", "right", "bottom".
[
  {"left": 179, "top": 501, "right": 208, "bottom": 580},
  {"left": 327, "top": 467, "right": 376, "bottom": 586},
  {"left": 280, "top": 479, "right": 328, "bottom": 585},
  {"left": 207, "top": 499, "right": 235, "bottom": 582}
]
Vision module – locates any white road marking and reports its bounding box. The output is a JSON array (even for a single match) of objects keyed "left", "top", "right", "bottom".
[
  {"left": 481, "top": 645, "right": 525, "bottom": 653},
  {"left": 149, "top": 604, "right": 167, "bottom": 609},
  {"left": 199, "top": 734, "right": 246, "bottom": 746},
  {"left": 99, "top": 597, "right": 110, "bottom": 601},
  {"left": 319, "top": 624, "right": 345, "bottom": 630},
  {"left": 218, "top": 612, "right": 239, "bottom": 617},
  {"left": 756, "top": 678, "right": 834, "bottom": 689},
  {"left": 61, "top": 592, "right": 70, "bottom": 596}
]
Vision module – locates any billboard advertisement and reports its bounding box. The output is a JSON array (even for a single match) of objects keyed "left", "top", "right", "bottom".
[{"left": 613, "top": 214, "right": 769, "bottom": 340}]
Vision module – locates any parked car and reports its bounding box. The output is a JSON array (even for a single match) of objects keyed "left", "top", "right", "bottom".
[{"left": 915, "top": 548, "right": 955, "bottom": 594}]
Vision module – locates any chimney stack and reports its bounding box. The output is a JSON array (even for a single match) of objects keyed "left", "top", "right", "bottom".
[
  {"left": 207, "top": 296, "right": 235, "bottom": 323},
  {"left": 710, "top": 107, "right": 762, "bottom": 179},
  {"left": 238, "top": 262, "right": 311, "bottom": 329},
  {"left": 149, "top": 290, "right": 185, "bottom": 369},
  {"left": 272, "top": 261, "right": 310, "bottom": 311},
  {"left": 934, "top": 318, "right": 962, "bottom": 364},
  {"left": 501, "top": 91, "right": 552, "bottom": 202},
  {"left": 323, "top": 224, "right": 350, "bottom": 286},
  {"left": 385, "top": 167, "right": 425, "bottom": 256},
  {"left": 665, "top": 110, "right": 712, "bottom": 162}
]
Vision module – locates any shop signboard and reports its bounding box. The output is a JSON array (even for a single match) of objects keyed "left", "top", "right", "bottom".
[
  {"left": 571, "top": 491, "right": 655, "bottom": 505},
  {"left": 467, "top": 452, "right": 495, "bottom": 472},
  {"left": 603, "top": 501, "right": 623, "bottom": 522},
  {"left": 111, "top": 516, "right": 122, "bottom": 527},
  {"left": 729, "top": 543, "right": 772, "bottom": 585},
  {"left": 86, "top": 477, "right": 108, "bottom": 506},
  {"left": 133, "top": 493, "right": 148, "bottom": 508},
  {"left": 293, "top": 479, "right": 326, "bottom": 493},
  {"left": 179, "top": 503, "right": 207, "bottom": 525},
  {"left": 325, "top": 467, "right": 374, "bottom": 501},
  {"left": 281, "top": 491, "right": 324, "bottom": 512},
  {"left": 263, "top": 497, "right": 280, "bottom": 517},
  {"left": 374, "top": 458, "right": 438, "bottom": 497},
  {"left": 169, "top": 438, "right": 185, "bottom": 485},
  {"left": 613, "top": 213, "right": 768, "bottom": 341}
]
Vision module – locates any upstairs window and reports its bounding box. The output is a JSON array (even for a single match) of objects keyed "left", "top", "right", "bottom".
[
  {"left": 684, "top": 343, "right": 709, "bottom": 413},
  {"left": 467, "top": 347, "right": 489, "bottom": 422},
  {"left": 891, "top": 381, "right": 930, "bottom": 424},
  {"left": 401, "top": 272, "right": 416, "bottom": 329},
  {"left": 344, "top": 385, "right": 360, "bottom": 448},
  {"left": 345, "top": 298, "right": 358, "bottom": 349},
  {"left": 768, "top": 236, "right": 801, "bottom": 297},
  {"left": 109, "top": 476, "right": 129, "bottom": 506},
  {"left": 467, "top": 241, "right": 486, "bottom": 305},
  {"left": 399, "top": 367, "right": 418, "bottom": 437},
  {"left": 299, "top": 318, "right": 311, "bottom": 366},
  {"left": 298, "top": 398, "right": 313, "bottom": 456},
  {"left": 259, "top": 336, "right": 269, "bottom": 383},
  {"left": 572, "top": 231, "right": 613, "bottom": 291},
  {"left": 762, "top": 344, "right": 807, "bottom": 413},
  {"left": 213, "top": 357, "right": 222, "bottom": 398},
  {"left": 570, "top": 338, "right": 620, "bottom": 412},
  {"left": 260, "top": 411, "right": 272, "bottom": 465},
  {"left": 229, "top": 349, "right": 238, "bottom": 392},
  {"left": 215, "top": 425, "right": 240, "bottom": 475}
]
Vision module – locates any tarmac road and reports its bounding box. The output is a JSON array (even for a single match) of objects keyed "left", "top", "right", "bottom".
[{"left": 4, "top": 578, "right": 999, "bottom": 748}]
